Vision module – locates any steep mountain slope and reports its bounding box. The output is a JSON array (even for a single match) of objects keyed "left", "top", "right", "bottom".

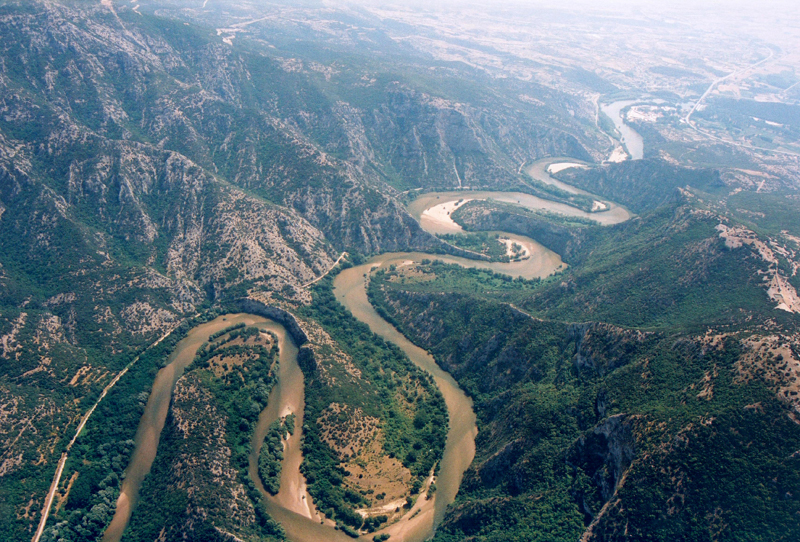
[
  {"left": 553, "top": 160, "right": 725, "bottom": 214},
  {"left": 2, "top": 1, "right": 591, "bottom": 538},
  {"left": 141, "top": 0, "right": 607, "bottom": 188},
  {"left": 368, "top": 194, "right": 800, "bottom": 541},
  {"left": 5, "top": 1, "right": 800, "bottom": 542},
  {"left": 0, "top": 2, "right": 395, "bottom": 538}
]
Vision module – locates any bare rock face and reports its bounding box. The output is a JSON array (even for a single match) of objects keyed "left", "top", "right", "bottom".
[
  {"left": 569, "top": 323, "right": 651, "bottom": 378},
  {"left": 567, "top": 414, "right": 637, "bottom": 516},
  {"left": 346, "top": 83, "right": 594, "bottom": 190},
  {"left": 0, "top": 2, "right": 328, "bottom": 532},
  {"left": 0, "top": 1, "right": 452, "bottom": 534}
]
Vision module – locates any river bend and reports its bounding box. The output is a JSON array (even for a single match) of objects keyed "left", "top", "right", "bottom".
[{"left": 104, "top": 157, "right": 626, "bottom": 542}]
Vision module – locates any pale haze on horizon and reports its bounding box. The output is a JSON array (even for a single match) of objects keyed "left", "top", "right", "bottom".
[{"left": 333, "top": 0, "right": 798, "bottom": 11}]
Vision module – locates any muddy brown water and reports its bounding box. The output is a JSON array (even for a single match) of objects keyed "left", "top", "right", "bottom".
[
  {"left": 246, "top": 322, "right": 355, "bottom": 542},
  {"left": 601, "top": 101, "right": 644, "bottom": 160},
  {"left": 408, "top": 188, "right": 630, "bottom": 230},
  {"left": 102, "top": 252, "right": 557, "bottom": 542},
  {"left": 102, "top": 314, "right": 272, "bottom": 542},
  {"left": 524, "top": 158, "right": 593, "bottom": 196},
  {"left": 333, "top": 260, "right": 479, "bottom": 542},
  {"left": 328, "top": 239, "right": 569, "bottom": 540},
  {"left": 524, "top": 158, "right": 635, "bottom": 224},
  {"left": 104, "top": 174, "right": 613, "bottom": 541}
]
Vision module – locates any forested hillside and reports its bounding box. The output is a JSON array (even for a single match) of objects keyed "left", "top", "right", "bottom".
[
  {"left": 0, "top": 1, "right": 594, "bottom": 538},
  {"left": 369, "top": 193, "right": 800, "bottom": 540},
  {"left": 2, "top": 1, "right": 800, "bottom": 541}
]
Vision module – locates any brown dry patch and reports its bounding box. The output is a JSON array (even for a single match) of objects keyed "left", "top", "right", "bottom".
[
  {"left": 208, "top": 353, "right": 253, "bottom": 378},
  {"left": 696, "top": 365, "right": 719, "bottom": 401},
  {"left": 736, "top": 168, "right": 772, "bottom": 178},
  {"left": 0, "top": 396, "right": 65, "bottom": 477},
  {"left": 217, "top": 331, "right": 274, "bottom": 349},
  {"left": 92, "top": 305, "right": 123, "bottom": 336},
  {"left": 68, "top": 365, "right": 92, "bottom": 386},
  {"left": 20, "top": 357, "right": 54, "bottom": 379},
  {"left": 44, "top": 292, "right": 76, "bottom": 307},
  {"left": 767, "top": 274, "right": 800, "bottom": 313},
  {"left": 78, "top": 367, "right": 111, "bottom": 388},
  {"left": 716, "top": 223, "right": 800, "bottom": 313},
  {"left": 36, "top": 433, "right": 61, "bottom": 466},
  {"left": 17, "top": 496, "right": 37, "bottom": 521},
  {"left": 783, "top": 230, "right": 800, "bottom": 250},
  {"left": 120, "top": 302, "right": 178, "bottom": 336},
  {"left": 387, "top": 265, "right": 436, "bottom": 284},
  {"left": 737, "top": 335, "right": 800, "bottom": 415},
  {"left": 301, "top": 320, "right": 362, "bottom": 383},
  {"left": 1, "top": 452, "right": 24, "bottom": 478},
  {"left": 698, "top": 331, "right": 734, "bottom": 349},
  {"left": 206, "top": 330, "right": 275, "bottom": 377},
  {"left": 67, "top": 368, "right": 111, "bottom": 391},
  {"left": 33, "top": 314, "right": 68, "bottom": 346},
  {"left": 317, "top": 403, "right": 419, "bottom": 524},
  {"left": 55, "top": 471, "right": 80, "bottom": 513},
  {"left": 91, "top": 370, "right": 110, "bottom": 387},
  {"left": 317, "top": 403, "right": 378, "bottom": 460},
  {"left": 0, "top": 312, "right": 26, "bottom": 359},
  {"left": 744, "top": 402, "right": 765, "bottom": 414},
  {"left": 345, "top": 429, "right": 414, "bottom": 523},
  {"left": 0, "top": 393, "right": 20, "bottom": 427}
]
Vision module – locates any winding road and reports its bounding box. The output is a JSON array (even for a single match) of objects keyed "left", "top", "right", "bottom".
[
  {"left": 32, "top": 323, "right": 183, "bottom": 542},
  {"left": 682, "top": 48, "right": 800, "bottom": 157},
  {"left": 684, "top": 48, "right": 775, "bottom": 125},
  {"left": 301, "top": 252, "right": 349, "bottom": 288}
]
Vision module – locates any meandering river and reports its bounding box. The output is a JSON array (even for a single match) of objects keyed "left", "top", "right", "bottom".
[
  {"left": 103, "top": 158, "right": 628, "bottom": 542},
  {"left": 601, "top": 101, "right": 644, "bottom": 160},
  {"left": 334, "top": 261, "right": 478, "bottom": 541},
  {"left": 408, "top": 188, "right": 630, "bottom": 229},
  {"left": 102, "top": 314, "right": 273, "bottom": 542}
]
